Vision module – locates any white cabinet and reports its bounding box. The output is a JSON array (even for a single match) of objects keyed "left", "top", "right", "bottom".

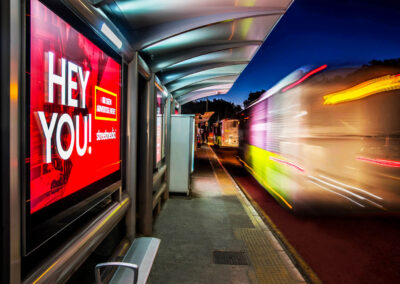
[{"left": 168, "top": 115, "right": 195, "bottom": 194}]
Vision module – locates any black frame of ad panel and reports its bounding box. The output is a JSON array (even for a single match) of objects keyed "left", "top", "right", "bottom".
[{"left": 22, "top": 0, "right": 126, "bottom": 275}]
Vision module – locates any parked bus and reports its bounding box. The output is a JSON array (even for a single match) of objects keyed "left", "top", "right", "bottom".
[{"left": 213, "top": 119, "right": 239, "bottom": 147}]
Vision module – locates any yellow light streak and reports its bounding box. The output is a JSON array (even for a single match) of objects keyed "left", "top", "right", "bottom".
[
  {"left": 32, "top": 260, "right": 60, "bottom": 284},
  {"left": 238, "top": 157, "right": 293, "bottom": 209},
  {"left": 323, "top": 74, "right": 400, "bottom": 105}
]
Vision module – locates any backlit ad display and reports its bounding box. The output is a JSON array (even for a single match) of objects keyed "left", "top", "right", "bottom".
[{"left": 29, "top": 0, "right": 121, "bottom": 214}]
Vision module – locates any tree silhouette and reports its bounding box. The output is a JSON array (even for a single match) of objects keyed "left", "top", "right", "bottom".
[
  {"left": 243, "top": 89, "right": 265, "bottom": 108},
  {"left": 182, "top": 99, "right": 242, "bottom": 123}
]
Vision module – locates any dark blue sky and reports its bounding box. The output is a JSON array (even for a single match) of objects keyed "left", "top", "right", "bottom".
[{"left": 209, "top": 0, "right": 400, "bottom": 106}]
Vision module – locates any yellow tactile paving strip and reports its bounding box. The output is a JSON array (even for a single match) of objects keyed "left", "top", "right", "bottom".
[
  {"left": 235, "top": 228, "right": 305, "bottom": 284},
  {"left": 205, "top": 146, "right": 306, "bottom": 284}
]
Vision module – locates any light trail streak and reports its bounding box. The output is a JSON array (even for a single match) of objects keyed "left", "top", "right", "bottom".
[
  {"left": 378, "top": 173, "right": 400, "bottom": 182},
  {"left": 323, "top": 74, "right": 400, "bottom": 105},
  {"left": 294, "top": 111, "right": 308, "bottom": 118},
  {"left": 228, "top": 20, "right": 236, "bottom": 40},
  {"left": 269, "top": 157, "right": 305, "bottom": 172},
  {"left": 319, "top": 175, "right": 383, "bottom": 200},
  {"left": 268, "top": 104, "right": 300, "bottom": 115},
  {"left": 308, "top": 175, "right": 366, "bottom": 200},
  {"left": 356, "top": 156, "right": 400, "bottom": 168},
  {"left": 238, "top": 157, "right": 293, "bottom": 209},
  {"left": 308, "top": 180, "right": 364, "bottom": 207},
  {"left": 250, "top": 123, "right": 267, "bottom": 131},
  {"left": 282, "top": 64, "right": 328, "bottom": 92},
  {"left": 363, "top": 198, "right": 385, "bottom": 209}
]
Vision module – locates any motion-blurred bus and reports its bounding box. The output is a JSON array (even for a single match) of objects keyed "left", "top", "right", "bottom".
[
  {"left": 213, "top": 119, "right": 239, "bottom": 147},
  {"left": 239, "top": 64, "right": 400, "bottom": 214}
]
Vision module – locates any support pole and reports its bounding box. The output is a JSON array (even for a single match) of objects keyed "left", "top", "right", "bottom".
[
  {"left": 164, "top": 94, "right": 172, "bottom": 200},
  {"left": 125, "top": 53, "right": 139, "bottom": 240},
  {"left": 9, "top": 0, "right": 22, "bottom": 281},
  {"left": 1, "top": 0, "right": 11, "bottom": 282},
  {"left": 137, "top": 73, "right": 155, "bottom": 235}
]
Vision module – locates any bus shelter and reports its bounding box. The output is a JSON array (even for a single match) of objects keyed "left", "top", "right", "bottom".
[{"left": 0, "top": 0, "right": 292, "bottom": 282}]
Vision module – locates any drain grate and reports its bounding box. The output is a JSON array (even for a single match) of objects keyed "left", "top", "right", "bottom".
[{"left": 213, "top": 250, "right": 249, "bottom": 265}]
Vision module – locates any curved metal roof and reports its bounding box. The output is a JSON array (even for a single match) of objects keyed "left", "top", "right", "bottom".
[{"left": 93, "top": 0, "right": 293, "bottom": 104}]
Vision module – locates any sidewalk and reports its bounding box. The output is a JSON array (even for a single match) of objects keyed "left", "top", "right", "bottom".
[{"left": 148, "top": 145, "right": 305, "bottom": 284}]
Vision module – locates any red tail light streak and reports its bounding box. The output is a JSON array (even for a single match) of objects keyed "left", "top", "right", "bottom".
[
  {"left": 356, "top": 156, "right": 400, "bottom": 168},
  {"left": 282, "top": 64, "right": 328, "bottom": 92}
]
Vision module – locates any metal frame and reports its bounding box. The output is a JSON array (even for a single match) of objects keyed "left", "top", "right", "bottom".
[
  {"left": 60, "top": 0, "right": 134, "bottom": 61},
  {"left": 148, "top": 41, "right": 262, "bottom": 72},
  {"left": 138, "top": 55, "right": 151, "bottom": 79},
  {"left": 179, "top": 89, "right": 229, "bottom": 105},
  {"left": 155, "top": 77, "right": 169, "bottom": 165},
  {"left": 152, "top": 77, "right": 169, "bottom": 212},
  {"left": 86, "top": 0, "right": 294, "bottom": 103},
  {"left": 153, "top": 164, "right": 167, "bottom": 188},
  {"left": 165, "top": 94, "right": 173, "bottom": 191},
  {"left": 137, "top": 71, "right": 154, "bottom": 235},
  {"left": 1, "top": 0, "right": 11, "bottom": 282},
  {"left": 167, "top": 69, "right": 241, "bottom": 92},
  {"left": 125, "top": 52, "right": 139, "bottom": 240},
  {"left": 159, "top": 61, "right": 248, "bottom": 85},
  {"left": 92, "top": 0, "right": 293, "bottom": 104},
  {"left": 24, "top": 196, "right": 130, "bottom": 284},
  {"left": 9, "top": 0, "right": 23, "bottom": 282},
  {"left": 153, "top": 81, "right": 161, "bottom": 170},
  {"left": 172, "top": 81, "right": 235, "bottom": 98},
  {"left": 14, "top": 1, "right": 135, "bottom": 283},
  {"left": 131, "top": 10, "right": 285, "bottom": 50},
  {"left": 95, "top": 262, "right": 139, "bottom": 284}
]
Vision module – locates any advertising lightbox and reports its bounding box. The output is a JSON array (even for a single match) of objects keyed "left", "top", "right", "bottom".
[
  {"left": 156, "top": 89, "right": 163, "bottom": 165},
  {"left": 29, "top": 0, "right": 121, "bottom": 216}
]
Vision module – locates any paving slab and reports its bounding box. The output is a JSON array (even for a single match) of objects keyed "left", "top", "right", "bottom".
[{"left": 148, "top": 146, "right": 306, "bottom": 284}]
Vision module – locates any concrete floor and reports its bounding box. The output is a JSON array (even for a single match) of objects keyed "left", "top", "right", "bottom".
[{"left": 148, "top": 145, "right": 305, "bottom": 284}]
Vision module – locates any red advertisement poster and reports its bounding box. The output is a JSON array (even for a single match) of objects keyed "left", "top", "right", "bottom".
[{"left": 29, "top": 0, "right": 121, "bottom": 214}]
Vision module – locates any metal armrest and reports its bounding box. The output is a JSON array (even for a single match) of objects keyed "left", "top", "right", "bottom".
[{"left": 95, "top": 262, "right": 138, "bottom": 284}]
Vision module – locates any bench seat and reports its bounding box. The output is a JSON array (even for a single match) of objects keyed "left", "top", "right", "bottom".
[{"left": 95, "top": 237, "right": 161, "bottom": 284}]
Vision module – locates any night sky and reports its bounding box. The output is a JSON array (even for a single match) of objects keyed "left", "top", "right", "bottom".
[{"left": 208, "top": 0, "right": 400, "bottom": 106}]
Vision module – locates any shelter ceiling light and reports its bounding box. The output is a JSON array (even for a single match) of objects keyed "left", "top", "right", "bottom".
[{"left": 101, "top": 23, "right": 123, "bottom": 49}]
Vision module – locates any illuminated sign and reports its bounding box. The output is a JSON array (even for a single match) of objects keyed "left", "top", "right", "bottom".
[{"left": 30, "top": 0, "right": 121, "bottom": 213}]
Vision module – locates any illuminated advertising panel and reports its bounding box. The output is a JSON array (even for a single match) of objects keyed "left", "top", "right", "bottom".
[
  {"left": 156, "top": 90, "right": 163, "bottom": 164},
  {"left": 29, "top": 0, "right": 121, "bottom": 214}
]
